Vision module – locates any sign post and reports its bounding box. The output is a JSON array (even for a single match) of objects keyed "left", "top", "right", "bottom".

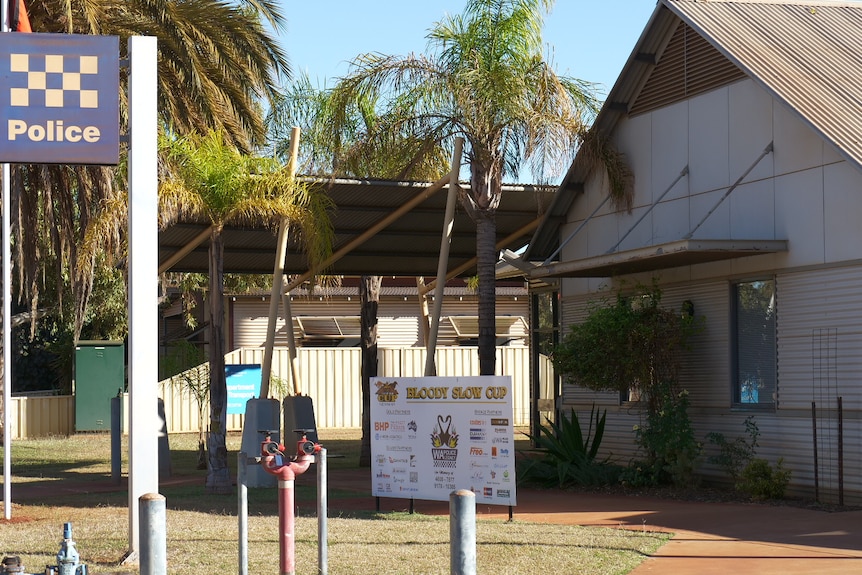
[
  {"left": 0, "top": 32, "right": 158, "bottom": 558},
  {"left": 0, "top": 32, "right": 122, "bottom": 521}
]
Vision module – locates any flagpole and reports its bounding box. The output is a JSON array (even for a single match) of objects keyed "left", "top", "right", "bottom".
[{"left": 2, "top": 0, "right": 13, "bottom": 522}]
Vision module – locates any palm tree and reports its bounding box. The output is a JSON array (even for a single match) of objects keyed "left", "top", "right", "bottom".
[
  {"left": 158, "top": 129, "right": 333, "bottom": 492},
  {"left": 10, "top": 0, "right": 288, "bottom": 343},
  {"left": 268, "top": 75, "right": 452, "bottom": 466},
  {"left": 2, "top": 0, "right": 289, "bottom": 443},
  {"left": 328, "top": 0, "right": 632, "bottom": 375}
]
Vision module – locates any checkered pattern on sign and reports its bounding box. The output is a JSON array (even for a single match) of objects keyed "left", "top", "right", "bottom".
[{"left": 9, "top": 53, "right": 99, "bottom": 109}]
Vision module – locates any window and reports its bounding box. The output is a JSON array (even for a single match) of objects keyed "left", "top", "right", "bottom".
[{"left": 732, "top": 280, "right": 776, "bottom": 407}]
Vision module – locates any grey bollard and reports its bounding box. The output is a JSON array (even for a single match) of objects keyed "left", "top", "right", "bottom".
[
  {"left": 139, "top": 493, "right": 167, "bottom": 575},
  {"left": 449, "top": 489, "right": 476, "bottom": 575},
  {"left": 317, "top": 447, "right": 328, "bottom": 575},
  {"left": 238, "top": 452, "right": 248, "bottom": 575},
  {"left": 110, "top": 394, "right": 122, "bottom": 484}
]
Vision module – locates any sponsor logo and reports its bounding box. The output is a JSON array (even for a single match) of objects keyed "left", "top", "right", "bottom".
[
  {"left": 408, "top": 420, "right": 418, "bottom": 432},
  {"left": 492, "top": 436, "right": 509, "bottom": 444},
  {"left": 490, "top": 418, "right": 509, "bottom": 426},
  {"left": 375, "top": 380, "right": 399, "bottom": 403},
  {"left": 483, "top": 487, "right": 493, "bottom": 497},
  {"left": 431, "top": 414, "right": 459, "bottom": 469},
  {"left": 470, "top": 419, "right": 485, "bottom": 426},
  {"left": 497, "top": 489, "right": 511, "bottom": 498}
]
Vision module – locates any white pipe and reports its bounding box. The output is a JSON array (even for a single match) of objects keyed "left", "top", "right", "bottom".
[
  {"left": 425, "top": 137, "right": 463, "bottom": 376},
  {"left": 260, "top": 127, "right": 300, "bottom": 399}
]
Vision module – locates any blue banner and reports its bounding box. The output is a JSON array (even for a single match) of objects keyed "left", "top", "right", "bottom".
[{"left": 226, "top": 364, "right": 262, "bottom": 415}]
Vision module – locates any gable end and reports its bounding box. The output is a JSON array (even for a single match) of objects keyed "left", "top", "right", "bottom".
[{"left": 630, "top": 21, "right": 746, "bottom": 115}]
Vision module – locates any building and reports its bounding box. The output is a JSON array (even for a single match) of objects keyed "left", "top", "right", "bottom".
[{"left": 523, "top": 0, "right": 862, "bottom": 504}]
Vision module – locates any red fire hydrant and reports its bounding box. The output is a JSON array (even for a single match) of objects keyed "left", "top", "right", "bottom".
[{"left": 260, "top": 430, "right": 321, "bottom": 575}]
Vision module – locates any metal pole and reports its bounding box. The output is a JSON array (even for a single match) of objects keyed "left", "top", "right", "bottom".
[
  {"left": 1, "top": 0, "right": 11, "bottom": 523},
  {"left": 449, "top": 489, "right": 476, "bottom": 575},
  {"left": 685, "top": 142, "right": 773, "bottom": 239},
  {"left": 607, "top": 166, "right": 688, "bottom": 254},
  {"left": 127, "top": 35, "right": 160, "bottom": 556},
  {"left": 278, "top": 477, "right": 297, "bottom": 575},
  {"left": 317, "top": 447, "right": 328, "bottom": 575},
  {"left": 425, "top": 137, "right": 464, "bottom": 376},
  {"left": 838, "top": 396, "right": 844, "bottom": 506},
  {"left": 111, "top": 395, "right": 122, "bottom": 484},
  {"left": 812, "top": 401, "right": 819, "bottom": 502},
  {"left": 238, "top": 452, "right": 248, "bottom": 575},
  {"left": 261, "top": 128, "right": 301, "bottom": 399},
  {"left": 3, "top": 163, "right": 11, "bottom": 521},
  {"left": 139, "top": 493, "right": 167, "bottom": 575}
]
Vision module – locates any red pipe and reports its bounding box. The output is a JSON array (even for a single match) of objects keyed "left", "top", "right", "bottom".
[{"left": 261, "top": 441, "right": 314, "bottom": 575}]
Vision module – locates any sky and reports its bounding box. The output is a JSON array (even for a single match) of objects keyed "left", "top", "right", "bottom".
[{"left": 278, "top": 1, "right": 660, "bottom": 98}]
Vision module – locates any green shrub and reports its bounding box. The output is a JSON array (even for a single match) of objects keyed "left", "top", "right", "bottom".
[
  {"left": 623, "top": 384, "right": 701, "bottom": 487},
  {"left": 738, "top": 458, "right": 791, "bottom": 500},
  {"left": 518, "top": 406, "right": 622, "bottom": 487},
  {"left": 706, "top": 416, "right": 760, "bottom": 481}
]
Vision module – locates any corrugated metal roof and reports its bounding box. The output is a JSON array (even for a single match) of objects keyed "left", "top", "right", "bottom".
[
  {"left": 160, "top": 178, "right": 554, "bottom": 277},
  {"left": 669, "top": 0, "right": 862, "bottom": 171},
  {"left": 525, "top": 0, "right": 862, "bottom": 263}
]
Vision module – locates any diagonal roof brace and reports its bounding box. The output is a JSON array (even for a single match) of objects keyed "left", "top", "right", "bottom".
[
  {"left": 685, "top": 142, "right": 774, "bottom": 239},
  {"left": 608, "top": 165, "right": 689, "bottom": 254}
]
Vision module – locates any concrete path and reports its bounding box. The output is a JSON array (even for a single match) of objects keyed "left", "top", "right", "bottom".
[{"left": 311, "top": 468, "right": 862, "bottom": 575}]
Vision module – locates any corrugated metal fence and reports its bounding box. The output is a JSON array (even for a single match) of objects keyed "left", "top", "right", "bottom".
[{"left": 9, "top": 346, "right": 542, "bottom": 439}]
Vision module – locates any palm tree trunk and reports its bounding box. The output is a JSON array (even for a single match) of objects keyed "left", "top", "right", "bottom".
[
  {"left": 359, "top": 275, "right": 381, "bottom": 467},
  {"left": 476, "top": 213, "right": 497, "bottom": 376},
  {"left": 206, "top": 230, "right": 231, "bottom": 493}
]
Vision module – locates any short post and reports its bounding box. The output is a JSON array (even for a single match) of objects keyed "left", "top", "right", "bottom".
[
  {"left": 111, "top": 394, "right": 122, "bottom": 484},
  {"left": 449, "top": 489, "right": 476, "bottom": 575},
  {"left": 238, "top": 451, "right": 248, "bottom": 575},
  {"left": 139, "top": 493, "right": 167, "bottom": 575},
  {"left": 317, "top": 447, "right": 328, "bottom": 575}
]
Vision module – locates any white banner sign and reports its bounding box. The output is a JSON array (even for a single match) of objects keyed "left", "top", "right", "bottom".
[{"left": 370, "top": 375, "right": 516, "bottom": 506}]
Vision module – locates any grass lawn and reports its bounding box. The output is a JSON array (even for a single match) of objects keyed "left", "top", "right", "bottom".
[{"left": 0, "top": 430, "right": 668, "bottom": 574}]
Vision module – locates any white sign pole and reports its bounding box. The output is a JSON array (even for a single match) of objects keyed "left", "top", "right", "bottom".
[
  {"left": 127, "top": 35, "right": 159, "bottom": 556},
  {"left": 2, "top": 163, "right": 10, "bottom": 521},
  {"left": 2, "top": 0, "right": 12, "bottom": 522}
]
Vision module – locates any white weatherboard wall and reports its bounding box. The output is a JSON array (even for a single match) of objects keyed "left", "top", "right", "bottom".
[
  {"left": 557, "top": 77, "right": 862, "bottom": 504},
  {"left": 229, "top": 295, "right": 528, "bottom": 349}
]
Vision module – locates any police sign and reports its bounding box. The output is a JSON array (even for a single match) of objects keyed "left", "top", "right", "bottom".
[{"left": 0, "top": 33, "right": 119, "bottom": 165}]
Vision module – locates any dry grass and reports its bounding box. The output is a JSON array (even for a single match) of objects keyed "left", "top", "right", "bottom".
[{"left": 1, "top": 431, "right": 668, "bottom": 575}]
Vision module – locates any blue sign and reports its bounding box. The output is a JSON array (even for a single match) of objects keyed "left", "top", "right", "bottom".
[
  {"left": 0, "top": 33, "right": 120, "bottom": 165},
  {"left": 226, "top": 364, "right": 262, "bottom": 415}
]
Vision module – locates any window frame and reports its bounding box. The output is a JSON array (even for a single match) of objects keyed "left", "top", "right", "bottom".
[{"left": 730, "top": 278, "right": 778, "bottom": 410}]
